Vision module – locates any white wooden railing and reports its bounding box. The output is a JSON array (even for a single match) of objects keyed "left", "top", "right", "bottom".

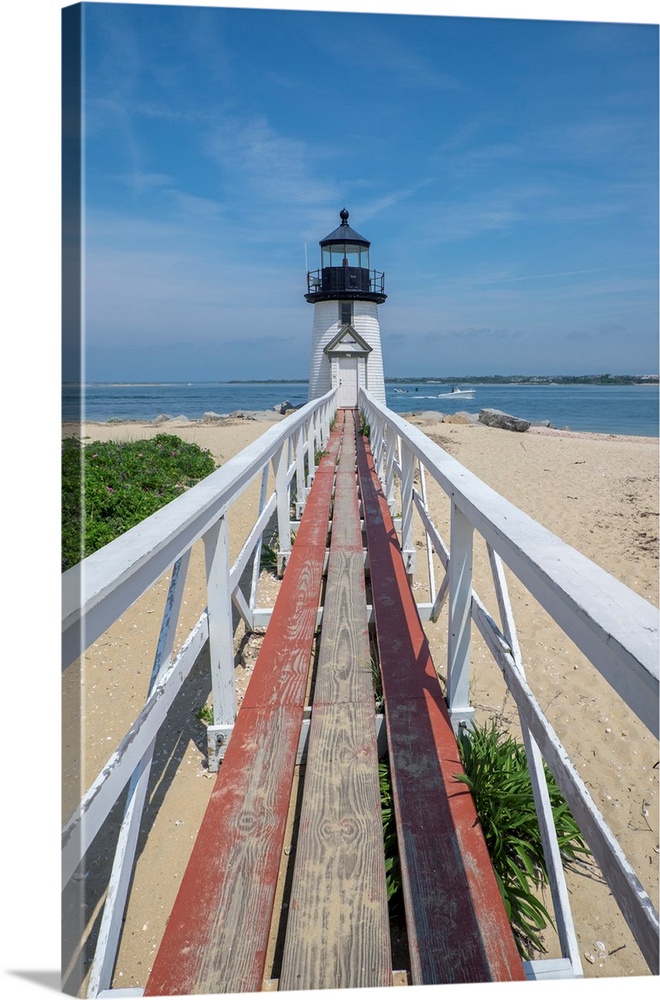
[
  {"left": 61, "top": 389, "right": 336, "bottom": 998},
  {"left": 359, "top": 387, "right": 659, "bottom": 979},
  {"left": 62, "top": 386, "right": 658, "bottom": 995}
]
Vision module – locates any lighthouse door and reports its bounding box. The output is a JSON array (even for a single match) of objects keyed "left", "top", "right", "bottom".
[{"left": 337, "top": 356, "right": 358, "bottom": 407}]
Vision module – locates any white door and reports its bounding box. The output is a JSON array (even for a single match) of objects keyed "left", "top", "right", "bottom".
[{"left": 337, "top": 356, "right": 358, "bottom": 407}]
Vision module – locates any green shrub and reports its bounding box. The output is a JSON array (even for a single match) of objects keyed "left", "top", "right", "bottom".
[
  {"left": 62, "top": 434, "right": 217, "bottom": 570},
  {"left": 456, "top": 718, "right": 590, "bottom": 959}
]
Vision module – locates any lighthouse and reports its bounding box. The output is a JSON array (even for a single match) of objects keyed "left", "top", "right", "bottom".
[{"left": 306, "top": 208, "right": 387, "bottom": 407}]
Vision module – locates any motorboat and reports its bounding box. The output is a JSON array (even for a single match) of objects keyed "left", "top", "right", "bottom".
[{"left": 436, "top": 385, "right": 476, "bottom": 398}]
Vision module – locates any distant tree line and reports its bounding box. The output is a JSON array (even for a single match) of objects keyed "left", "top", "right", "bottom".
[{"left": 384, "top": 374, "right": 658, "bottom": 386}]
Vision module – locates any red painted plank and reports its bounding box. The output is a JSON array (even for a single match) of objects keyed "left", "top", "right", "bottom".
[
  {"left": 355, "top": 416, "right": 526, "bottom": 986},
  {"left": 144, "top": 417, "right": 344, "bottom": 996}
]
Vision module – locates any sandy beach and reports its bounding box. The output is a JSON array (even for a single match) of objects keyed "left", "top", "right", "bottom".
[{"left": 62, "top": 413, "right": 658, "bottom": 994}]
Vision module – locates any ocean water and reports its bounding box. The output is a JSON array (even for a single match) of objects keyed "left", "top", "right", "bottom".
[{"left": 62, "top": 381, "right": 659, "bottom": 438}]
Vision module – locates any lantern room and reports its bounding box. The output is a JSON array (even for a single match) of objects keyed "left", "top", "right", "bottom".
[{"left": 306, "top": 208, "right": 386, "bottom": 303}]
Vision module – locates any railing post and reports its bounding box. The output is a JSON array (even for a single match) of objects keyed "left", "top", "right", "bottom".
[
  {"left": 307, "top": 412, "right": 316, "bottom": 488},
  {"left": 384, "top": 427, "right": 397, "bottom": 516},
  {"left": 419, "top": 463, "right": 437, "bottom": 601},
  {"left": 204, "top": 516, "right": 237, "bottom": 771},
  {"left": 446, "top": 502, "right": 475, "bottom": 732},
  {"left": 274, "top": 442, "right": 292, "bottom": 576},
  {"left": 294, "top": 425, "right": 306, "bottom": 520},
  {"left": 400, "top": 441, "right": 416, "bottom": 580},
  {"left": 321, "top": 398, "right": 331, "bottom": 443},
  {"left": 250, "top": 467, "right": 270, "bottom": 610},
  {"left": 371, "top": 409, "right": 384, "bottom": 482}
]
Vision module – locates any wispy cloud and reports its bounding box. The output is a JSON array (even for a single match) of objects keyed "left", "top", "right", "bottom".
[
  {"left": 207, "top": 116, "right": 336, "bottom": 207},
  {"left": 315, "top": 26, "right": 465, "bottom": 92},
  {"left": 115, "top": 171, "right": 174, "bottom": 194},
  {"left": 476, "top": 261, "right": 658, "bottom": 284}
]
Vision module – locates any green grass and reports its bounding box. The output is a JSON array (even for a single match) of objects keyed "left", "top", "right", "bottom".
[
  {"left": 456, "top": 718, "right": 591, "bottom": 958},
  {"left": 62, "top": 434, "right": 217, "bottom": 570}
]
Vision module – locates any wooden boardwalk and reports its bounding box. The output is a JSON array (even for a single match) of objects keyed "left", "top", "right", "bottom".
[{"left": 145, "top": 409, "right": 525, "bottom": 995}]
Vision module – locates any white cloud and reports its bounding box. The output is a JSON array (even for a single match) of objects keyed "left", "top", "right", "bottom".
[{"left": 207, "top": 116, "right": 337, "bottom": 207}]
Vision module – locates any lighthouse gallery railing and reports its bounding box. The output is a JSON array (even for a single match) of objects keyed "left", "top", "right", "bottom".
[{"left": 62, "top": 386, "right": 658, "bottom": 995}]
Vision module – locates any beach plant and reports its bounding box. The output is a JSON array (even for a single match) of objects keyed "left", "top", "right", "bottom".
[
  {"left": 62, "top": 434, "right": 217, "bottom": 570},
  {"left": 259, "top": 537, "right": 279, "bottom": 573},
  {"left": 196, "top": 704, "right": 214, "bottom": 726},
  {"left": 371, "top": 655, "right": 384, "bottom": 714},
  {"left": 359, "top": 410, "right": 371, "bottom": 439},
  {"left": 455, "top": 718, "right": 591, "bottom": 959},
  {"left": 259, "top": 529, "right": 297, "bottom": 575},
  {"left": 379, "top": 760, "right": 403, "bottom": 908}
]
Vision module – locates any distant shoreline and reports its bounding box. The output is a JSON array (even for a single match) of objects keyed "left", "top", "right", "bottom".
[
  {"left": 63, "top": 413, "right": 658, "bottom": 443},
  {"left": 63, "top": 375, "right": 659, "bottom": 388}
]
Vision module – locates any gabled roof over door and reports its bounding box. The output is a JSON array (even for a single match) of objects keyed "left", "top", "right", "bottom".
[{"left": 324, "top": 325, "right": 372, "bottom": 356}]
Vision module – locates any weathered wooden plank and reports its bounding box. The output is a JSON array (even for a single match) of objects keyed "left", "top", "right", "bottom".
[
  {"left": 355, "top": 417, "right": 525, "bottom": 986},
  {"left": 145, "top": 702, "right": 304, "bottom": 996},
  {"left": 311, "top": 547, "right": 373, "bottom": 707},
  {"left": 279, "top": 419, "right": 392, "bottom": 991},
  {"left": 144, "top": 421, "right": 342, "bottom": 997},
  {"left": 279, "top": 701, "right": 391, "bottom": 991}
]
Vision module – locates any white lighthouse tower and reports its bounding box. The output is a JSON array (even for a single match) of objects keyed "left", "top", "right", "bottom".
[{"left": 306, "top": 208, "right": 387, "bottom": 407}]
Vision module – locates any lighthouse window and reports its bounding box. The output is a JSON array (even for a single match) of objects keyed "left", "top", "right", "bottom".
[{"left": 340, "top": 302, "right": 352, "bottom": 326}]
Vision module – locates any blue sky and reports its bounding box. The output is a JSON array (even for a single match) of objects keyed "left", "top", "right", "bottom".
[{"left": 72, "top": 2, "right": 658, "bottom": 381}]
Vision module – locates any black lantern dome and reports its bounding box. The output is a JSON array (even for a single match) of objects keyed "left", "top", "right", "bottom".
[{"left": 305, "top": 208, "right": 386, "bottom": 304}]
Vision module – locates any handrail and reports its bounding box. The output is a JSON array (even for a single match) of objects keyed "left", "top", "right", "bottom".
[
  {"left": 62, "top": 388, "right": 336, "bottom": 998},
  {"left": 359, "top": 387, "right": 659, "bottom": 974},
  {"left": 62, "top": 390, "right": 336, "bottom": 670},
  {"left": 359, "top": 390, "right": 658, "bottom": 735}
]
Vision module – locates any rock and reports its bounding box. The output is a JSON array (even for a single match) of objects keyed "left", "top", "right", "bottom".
[
  {"left": 531, "top": 419, "right": 554, "bottom": 428},
  {"left": 478, "top": 408, "right": 531, "bottom": 432},
  {"left": 201, "top": 411, "right": 226, "bottom": 422},
  {"left": 154, "top": 414, "right": 192, "bottom": 425},
  {"left": 274, "top": 399, "right": 294, "bottom": 414},
  {"left": 404, "top": 411, "right": 445, "bottom": 424},
  {"left": 228, "top": 410, "right": 257, "bottom": 421},
  {"left": 443, "top": 410, "right": 479, "bottom": 425},
  {"left": 250, "top": 410, "right": 287, "bottom": 421}
]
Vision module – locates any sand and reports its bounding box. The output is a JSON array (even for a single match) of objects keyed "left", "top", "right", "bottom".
[{"left": 61, "top": 414, "right": 658, "bottom": 994}]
